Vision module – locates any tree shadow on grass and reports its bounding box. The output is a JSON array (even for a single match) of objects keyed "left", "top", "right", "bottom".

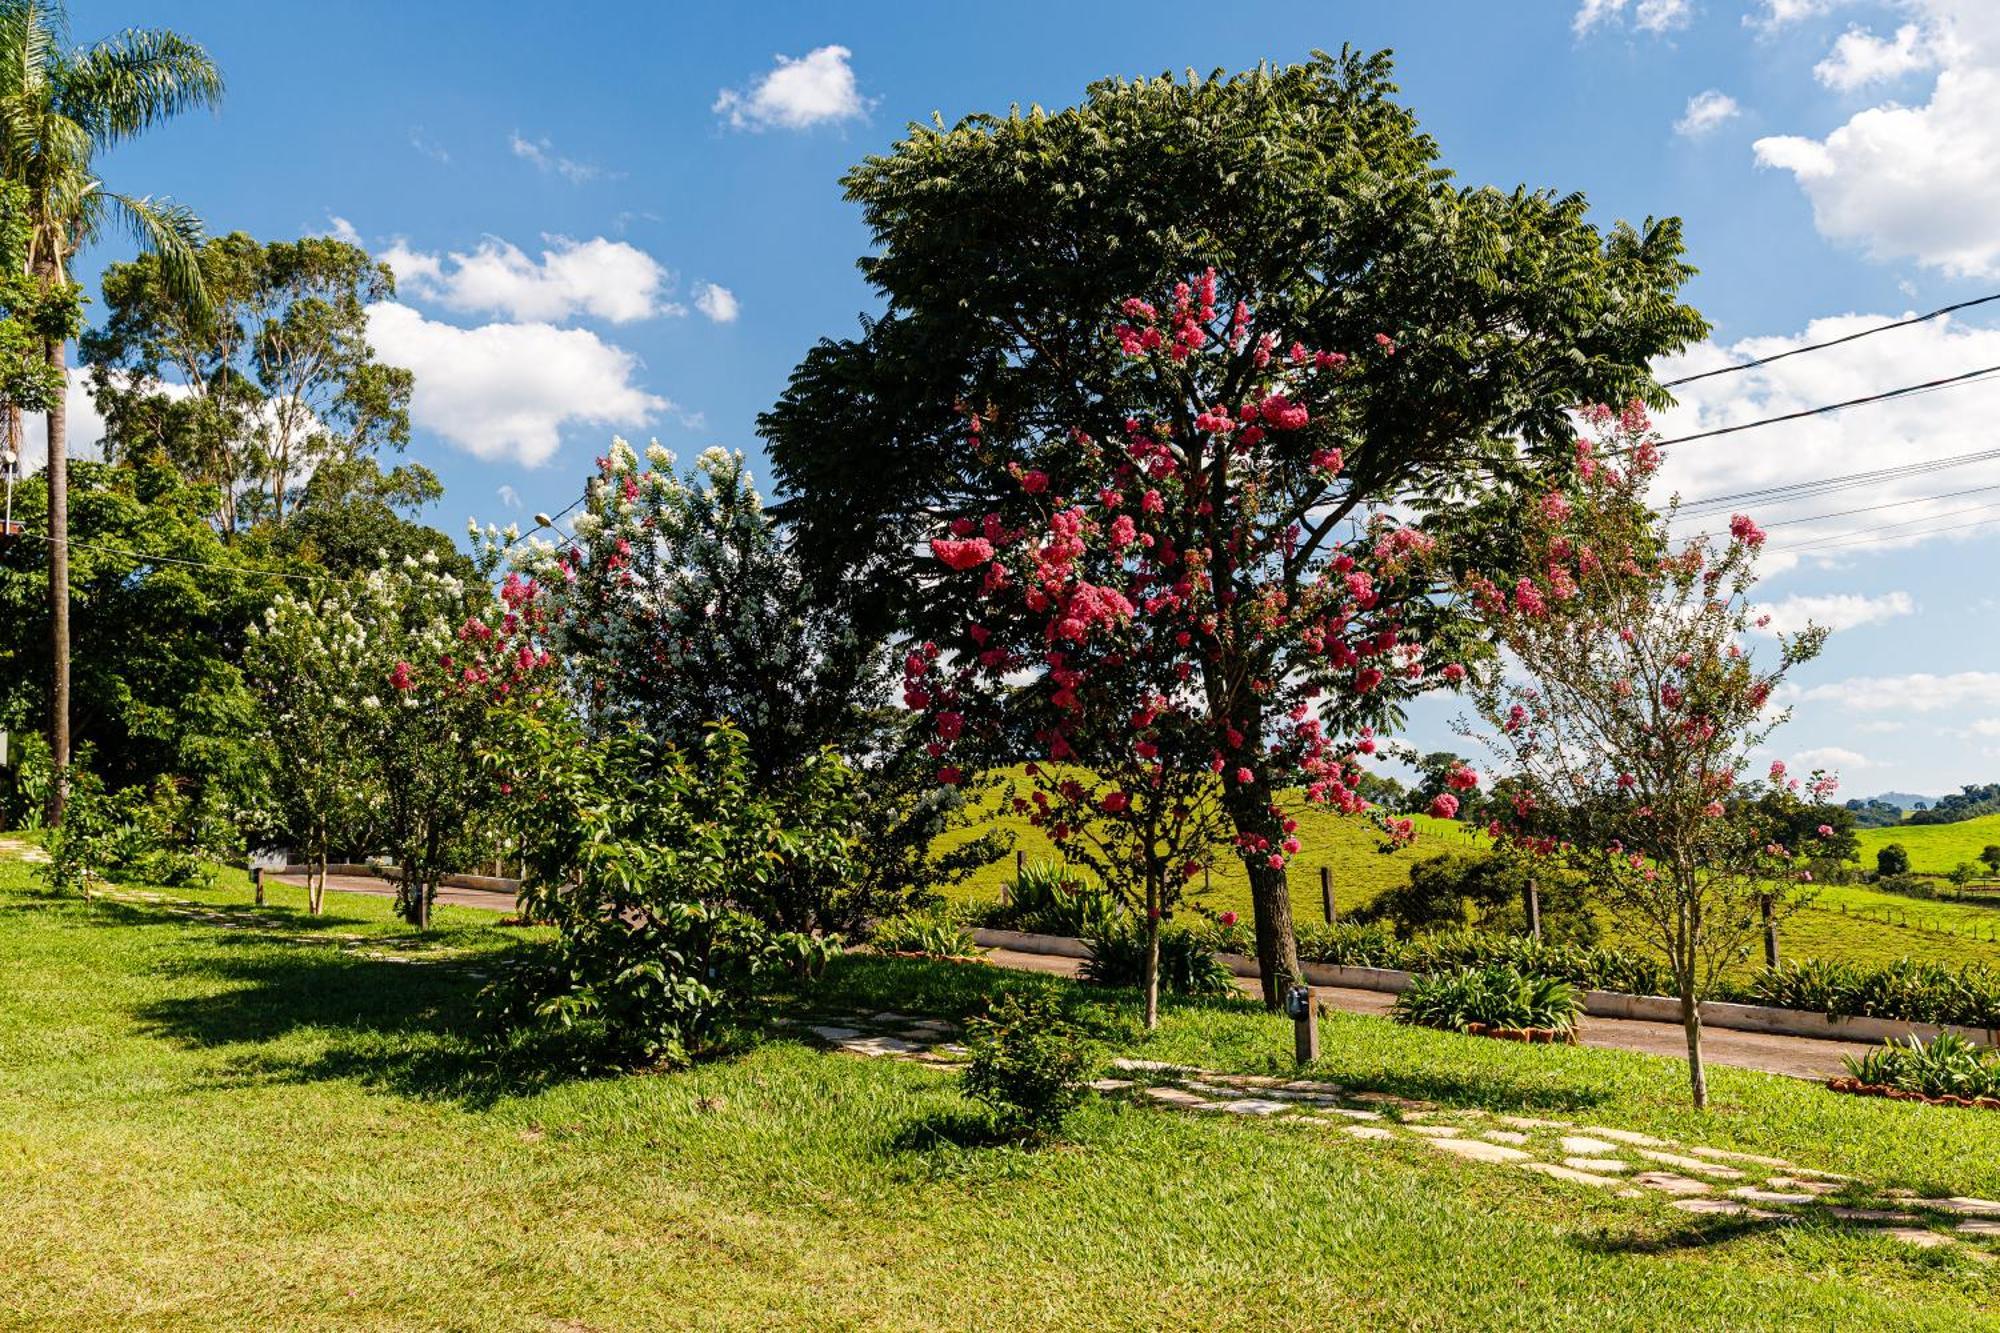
[{"left": 109, "top": 905, "right": 602, "bottom": 1109}]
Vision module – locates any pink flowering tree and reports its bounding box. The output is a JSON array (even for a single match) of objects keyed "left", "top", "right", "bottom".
[
  {"left": 361, "top": 550, "right": 557, "bottom": 928},
  {"left": 1460, "top": 405, "right": 1836, "bottom": 1106},
  {"left": 915, "top": 270, "right": 1479, "bottom": 1004}
]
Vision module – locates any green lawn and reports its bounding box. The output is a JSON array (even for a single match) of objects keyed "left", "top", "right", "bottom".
[
  {"left": 1855, "top": 813, "right": 2000, "bottom": 877},
  {"left": 4, "top": 854, "right": 1999, "bottom": 1329}
]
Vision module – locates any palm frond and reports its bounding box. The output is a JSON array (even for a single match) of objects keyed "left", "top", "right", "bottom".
[
  {"left": 55, "top": 27, "right": 222, "bottom": 145},
  {"left": 99, "top": 188, "right": 208, "bottom": 316},
  {"left": 0, "top": 0, "right": 66, "bottom": 101}
]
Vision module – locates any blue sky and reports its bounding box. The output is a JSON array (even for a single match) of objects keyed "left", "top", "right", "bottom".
[{"left": 55, "top": 0, "right": 2000, "bottom": 796}]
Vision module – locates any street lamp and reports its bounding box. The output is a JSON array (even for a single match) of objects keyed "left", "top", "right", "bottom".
[{"left": 1, "top": 446, "right": 19, "bottom": 538}]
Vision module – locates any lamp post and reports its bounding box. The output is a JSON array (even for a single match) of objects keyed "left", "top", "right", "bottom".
[{"left": 1, "top": 446, "right": 18, "bottom": 538}]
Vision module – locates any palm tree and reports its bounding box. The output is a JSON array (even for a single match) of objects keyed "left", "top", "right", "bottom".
[{"left": 0, "top": 0, "right": 221, "bottom": 823}]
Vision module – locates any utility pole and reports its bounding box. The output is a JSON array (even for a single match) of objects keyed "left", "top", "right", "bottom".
[{"left": 45, "top": 327, "right": 70, "bottom": 827}]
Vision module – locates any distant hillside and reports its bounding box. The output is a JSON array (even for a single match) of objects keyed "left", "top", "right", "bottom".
[
  {"left": 1854, "top": 812, "right": 2000, "bottom": 875},
  {"left": 1863, "top": 791, "right": 1937, "bottom": 811}
]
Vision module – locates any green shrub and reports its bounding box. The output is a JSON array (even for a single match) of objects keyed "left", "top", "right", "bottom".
[
  {"left": 1392, "top": 964, "right": 1582, "bottom": 1036},
  {"left": 961, "top": 989, "right": 1096, "bottom": 1138},
  {"left": 1875, "top": 843, "right": 1911, "bottom": 877},
  {"left": 1359, "top": 853, "right": 1597, "bottom": 945},
  {"left": 871, "top": 909, "right": 980, "bottom": 959},
  {"left": 482, "top": 718, "right": 846, "bottom": 1070},
  {"left": 989, "top": 858, "right": 1123, "bottom": 938},
  {"left": 1081, "top": 924, "right": 1237, "bottom": 997},
  {"left": 1748, "top": 958, "right": 2000, "bottom": 1028},
  {"left": 1843, "top": 1033, "right": 2000, "bottom": 1099}
]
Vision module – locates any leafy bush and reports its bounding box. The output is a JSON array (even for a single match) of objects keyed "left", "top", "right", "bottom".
[
  {"left": 1081, "top": 923, "right": 1237, "bottom": 997},
  {"left": 1843, "top": 1033, "right": 2000, "bottom": 1099},
  {"left": 961, "top": 989, "right": 1096, "bottom": 1138},
  {"left": 1392, "top": 965, "right": 1582, "bottom": 1036},
  {"left": 36, "top": 768, "right": 122, "bottom": 897},
  {"left": 1876, "top": 843, "right": 1911, "bottom": 877},
  {"left": 482, "top": 717, "right": 846, "bottom": 1070},
  {"left": 1359, "top": 852, "right": 1597, "bottom": 946},
  {"left": 871, "top": 909, "right": 980, "bottom": 959},
  {"left": 1748, "top": 958, "right": 2000, "bottom": 1029},
  {"left": 988, "top": 859, "right": 1123, "bottom": 938}
]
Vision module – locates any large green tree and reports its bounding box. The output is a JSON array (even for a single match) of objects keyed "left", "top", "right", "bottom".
[
  {"left": 84, "top": 232, "right": 426, "bottom": 535},
  {"left": 0, "top": 457, "right": 264, "bottom": 823},
  {"left": 762, "top": 51, "right": 1706, "bottom": 1001},
  {"left": 0, "top": 0, "right": 222, "bottom": 823}
]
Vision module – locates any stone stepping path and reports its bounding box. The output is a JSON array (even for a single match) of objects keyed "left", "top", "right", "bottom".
[{"left": 793, "top": 1011, "right": 2000, "bottom": 1264}]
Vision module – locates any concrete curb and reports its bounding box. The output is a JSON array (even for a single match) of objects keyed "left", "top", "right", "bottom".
[
  {"left": 286, "top": 863, "right": 521, "bottom": 895},
  {"left": 969, "top": 927, "right": 1998, "bottom": 1049}
]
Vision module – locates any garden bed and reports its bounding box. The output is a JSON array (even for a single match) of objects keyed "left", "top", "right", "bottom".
[
  {"left": 1461, "top": 1022, "right": 1574, "bottom": 1044},
  {"left": 1825, "top": 1078, "right": 2000, "bottom": 1112},
  {"left": 971, "top": 927, "right": 2000, "bottom": 1049}
]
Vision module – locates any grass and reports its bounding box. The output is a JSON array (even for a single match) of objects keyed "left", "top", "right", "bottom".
[
  {"left": 4, "top": 851, "right": 2000, "bottom": 1329},
  {"left": 939, "top": 769, "right": 2000, "bottom": 974},
  {"left": 937, "top": 766, "right": 1467, "bottom": 923},
  {"left": 1855, "top": 813, "right": 2000, "bottom": 877}
]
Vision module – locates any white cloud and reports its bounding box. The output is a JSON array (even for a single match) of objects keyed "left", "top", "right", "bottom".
[
  {"left": 408, "top": 127, "right": 450, "bottom": 164},
  {"left": 497, "top": 484, "right": 522, "bottom": 510},
  {"left": 1854, "top": 719, "right": 1905, "bottom": 734},
  {"left": 1576, "top": 0, "right": 1690, "bottom": 34},
  {"left": 1637, "top": 0, "right": 1694, "bottom": 31},
  {"left": 1971, "top": 717, "right": 2000, "bottom": 736},
  {"left": 1793, "top": 744, "right": 1873, "bottom": 772},
  {"left": 1653, "top": 310, "right": 2000, "bottom": 560},
  {"left": 508, "top": 132, "right": 610, "bottom": 185},
  {"left": 714, "top": 45, "right": 869, "bottom": 130},
  {"left": 1797, "top": 671, "right": 2000, "bottom": 711},
  {"left": 382, "top": 235, "right": 674, "bottom": 324},
  {"left": 1815, "top": 22, "right": 1934, "bottom": 89},
  {"left": 325, "top": 214, "right": 362, "bottom": 246},
  {"left": 15, "top": 368, "right": 106, "bottom": 473},
  {"left": 693, "top": 281, "right": 739, "bottom": 324},
  {"left": 1755, "top": 1, "right": 2000, "bottom": 276},
  {"left": 1747, "top": 0, "right": 1851, "bottom": 28},
  {"left": 1752, "top": 591, "right": 1916, "bottom": 633},
  {"left": 365, "top": 302, "right": 668, "bottom": 467},
  {"left": 1675, "top": 90, "right": 1743, "bottom": 136}
]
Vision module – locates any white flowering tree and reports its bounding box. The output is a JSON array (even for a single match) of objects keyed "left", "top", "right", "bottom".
[
  {"left": 255, "top": 549, "right": 554, "bottom": 928},
  {"left": 245, "top": 588, "right": 385, "bottom": 914},
  {"left": 1462, "top": 405, "right": 1838, "bottom": 1107},
  {"left": 518, "top": 441, "right": 1003, "bottom": 931}
]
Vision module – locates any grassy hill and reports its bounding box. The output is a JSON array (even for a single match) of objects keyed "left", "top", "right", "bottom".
[
  {"left": 938, "top": 769, "right": 2000, "bottom": 972},
  {"left": 1855, "top": 812, "right": 2000, "bottom": 877},
  {"left": 934, "top": 767, "right": 1466, "bottom": 924}
]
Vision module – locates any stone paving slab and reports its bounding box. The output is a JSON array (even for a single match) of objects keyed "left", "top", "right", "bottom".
[
  {"left": 1426, "top": 1138, "right": 1532, "bottom": 1164},
  {"left": 1565, "top": 1157, "right": 1633, "bottom": 1174},
  {"left": 1637, "top": 1150, "right": 1746, "bottom": 1180},
  {"left": 1633, "top": 1172, "right": 1711, "bottom": 1197},
  {"left": 1519, "top": 1162, "right": 1625, "bottom": 1189}
]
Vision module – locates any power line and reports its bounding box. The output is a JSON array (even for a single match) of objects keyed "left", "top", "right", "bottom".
[
  {"left": 1676, "top": 445, "right": 2000, "bottom": 515},
  {"left": 1659, "top": 291, "right": 2000, "bottom": 389},
  {"left": 1675, "top": 479, "right": 2000, "bottom": 537},
  {"left": 1646, "top": 363, "right": 2000, "bottom": 452},
  {"left": 1770, "top": 507, "right": 2000, "bottom": 555}
]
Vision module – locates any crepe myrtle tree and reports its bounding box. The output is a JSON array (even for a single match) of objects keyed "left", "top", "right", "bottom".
[
  {"left": 360, "top": 548, "right": 557, "bottom": 929},
  {"left": 1461, "top": 405, "right": 1836, "bottom": 1108},
  {"left": 763, "top": 52, "right": 1709, "bottom": 1003},
  {"left": 245, "top": 585, "right": 383, "bottom": 914},
  {"left": 913, "top": 270, "right": 1474, "bottom": 1005}
]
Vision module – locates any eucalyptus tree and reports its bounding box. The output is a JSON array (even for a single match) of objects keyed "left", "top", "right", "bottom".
[
  {"left": 0, "top": 0, "right": 222, "bottom": 822},
  {"left": 84, "top": 232, "right": 423, "bottom": 535}
]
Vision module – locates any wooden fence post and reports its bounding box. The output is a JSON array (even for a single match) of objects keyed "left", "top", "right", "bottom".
[
  {"left": 1760, "top": 893, "right": 1780, "bottom": 970},
  {"left": 1320, "top": 866, "right": 1335, "bottom": 925},
  {"left": 1525, "top": 879, "right": 1542, "bottom": 942}
]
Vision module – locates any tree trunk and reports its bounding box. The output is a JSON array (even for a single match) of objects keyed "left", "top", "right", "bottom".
[
  {"left": 309, "top": 856, "right": 325, "bottom": 916},
  {"left": 43, "top": 334, "right": 69, "bottom": 826},
  {"left": 1246, "top": 855, "right": 1300, "bottom": 1008},
  {"left": 1142, "top": 880, "right": 1162, "bottom": 1030},
  {"left": 1679, "top": 979, "right": 1708, "bottom": 1109}
]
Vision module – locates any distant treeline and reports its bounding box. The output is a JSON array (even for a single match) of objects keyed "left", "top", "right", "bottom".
[{"left": 1849, "top": 783, "right": 2000, "bottom": 828}]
